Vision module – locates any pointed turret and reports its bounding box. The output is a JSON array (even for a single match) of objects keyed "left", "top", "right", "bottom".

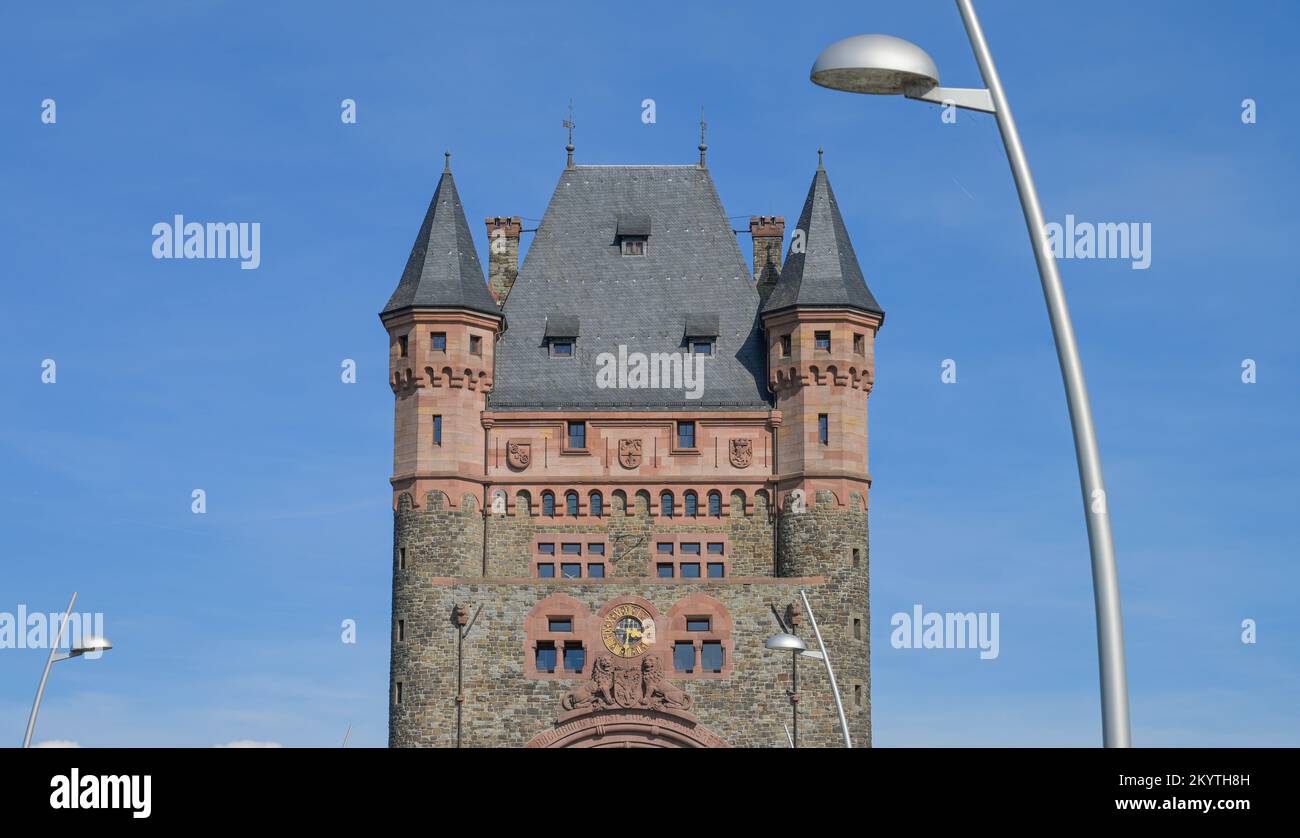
[
  {"left": 383, "top": 156, "right": 500, "bottom": 318},
  {"left": 762, "top": 157, "right": 882, "bottom": 317}
]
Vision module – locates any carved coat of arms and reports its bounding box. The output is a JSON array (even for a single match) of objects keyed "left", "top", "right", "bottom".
[
  {"left": 618, "top": 438, "right": 642, "bottom": 469},
  {"left": 506, "top": 440, "right": 531, "bottom": 471},
  {"left": 729, "top": 438, "right": 753, "bottom": 469}
]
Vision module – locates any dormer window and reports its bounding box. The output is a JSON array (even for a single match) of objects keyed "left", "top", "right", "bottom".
[
  {"left": 616, "top": 213, "right": 650, "bottom": 257},
  {"left": 684, "top": 313, "right": 718, "bottom": 357},
  {"left": 545, "top": 315, "right": 580, "bottom": 359}
]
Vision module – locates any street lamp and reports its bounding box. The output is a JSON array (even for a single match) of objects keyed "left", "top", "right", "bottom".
[
  {"left": 764, "top": 631, "right": 806, "bottom": 747},
  {"left": 22, "top": 592, "right": 113, "bottom": 748},
  {"left": 810, "top": 0, "right": 1131, "bottom": 748}
]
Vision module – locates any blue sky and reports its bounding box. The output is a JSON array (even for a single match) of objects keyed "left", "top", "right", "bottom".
[{"left": 2, "top": 0, "right": 1296, "bottom": 747}]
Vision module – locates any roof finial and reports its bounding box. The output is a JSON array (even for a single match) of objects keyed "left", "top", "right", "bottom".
[
  {"left": 698, "top": 105, "right": 708, "bottom": 168},
  {"left": 444, "top": 150, "right": 452, "bottom": 173},
  {"left": 563, "top": 99, "right": 576, "bottom": 170},
  {"left": 817, "top": 146, "right": 825, "bottom": 171}
]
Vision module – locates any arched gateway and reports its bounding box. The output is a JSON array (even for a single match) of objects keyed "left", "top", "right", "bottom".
[{"left": 526, "top": 652, "right": 729, "bottom": 749}]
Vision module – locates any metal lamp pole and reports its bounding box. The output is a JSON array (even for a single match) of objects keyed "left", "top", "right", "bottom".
[{"left": 809, "top": 0, "right": 1131, "bottom": 747}]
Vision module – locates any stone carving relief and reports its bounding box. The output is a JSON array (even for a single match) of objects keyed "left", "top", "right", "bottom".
[
  {"left": 490, "top": 489, "right": 507, "bottom": 514},
  {"left": 506, "top": 440, "right": 531, "bottom": 471},
  {"left": 728, "top": 438, "right": 753, "bottom": 469},
  {"left": 560, "top": 654, "right": 693, "bottom": 712},
  {"left": 618, "top": 438, "right": 643, "bottom": 469},
  {"left": 786, "top": 488, "right": 806, "bottom": 514}
]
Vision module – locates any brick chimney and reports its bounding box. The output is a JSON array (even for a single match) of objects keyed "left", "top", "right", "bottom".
[
  {"left": 750, "top": 215, "right": 784, "bottom": 299},
  {"left": 485, "top": 216, "right": 521, "bottom": 306}
]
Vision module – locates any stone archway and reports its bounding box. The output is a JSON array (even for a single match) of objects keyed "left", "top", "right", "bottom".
[{"left": 526, "top": 707, "right": 729, "bottom": 749}]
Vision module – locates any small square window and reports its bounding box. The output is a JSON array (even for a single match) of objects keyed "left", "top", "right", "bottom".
[
  {"left": 538, "top": 543, "right": 555, "bottom": 556},
  {"left": 561, "top": 563, "right": 582, "bottom": 579},
  {"left": 681, "top": 563, "right": 701, "bottom": 578},
  {"left": 854, "top": 333, "right": 864, "bottom": 355},
  {"left": 677, "top": 421, "right": 696, "bottom": 449},
  {"left": 537, "top": 563, "right": 555, "bottom": 578},
  {"left": 681, "top": 543, "right": 701, "bottom": 555},
  {"left": 706, "top": 543, "right": 724, "bottom": 554},
  {"left": 536, "top": 642, "right": 557, "bottom": 673},
  {"left": 548, "top": 617, "right": 573, "bottom": 632},
  {"left": 706, "top": 562, "right": 725, "bottom": 578},
  {"left": 567, "top": 421, "right": 586, "bottom": 449},
  {"left": 674, "top": 641, "right": 695, "bottom": 672},
  {"left": 687, "top": 618, "right": 711, "bottom": 632},
  {"left": 701, "top": 641, "right": 724, "bottom": 673},
  {"left": 398, "top": 335, "right": 408, "bottom": 357},
  {"left": 621, "top": 238, "right": 646, "bottom": 256},
  {"left": 562, "top": 543, "right": 582, "bottom": 555},
  {"left": 815, "top": 331, "right": 831, "bottom": 351},
  {"left": 551, "top": 340, "right": 573, "bottom": 357},
  {"left": 657, "top": 563, "right": 675, "bottom": 578},
  {"left": 431, "top": 332, "right": 447, "bottom": 351},
  {"left": 691, "top": 340, "right": 712, "bottom": 356},
  {"left": 563, "top": 643, "right": 585, "bottom": 673},
  {"left": 470, "top": 335, "right": 483, "bottom": 355},
  {"left": 588, "top": 544, "right": 605, "bottom": 556},
  {"left": 657, "top": 543, "right": 674, "bottom": 555},
  {"left": 780, "top": 335, "right": 792, "bottom": 356},
  {"left": 588, "top": 563, "right": 605, "bottom": 578},
  {"left": 433, "top": 415, "right": 442, "bottom": 446}
]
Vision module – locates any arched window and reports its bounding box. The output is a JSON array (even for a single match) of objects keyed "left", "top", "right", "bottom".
[
  {"left": 589, "top": 492, "right": 603, "bottom": 517},
  {"left": 542, "top": 491, "right": 556, "bottom": 517},
  {"left": 566, "top": 491, "right": 579, "bottom": 516},
  {"left": 661, "top": 492, "right": 675, "bottom": 518},
  {"left": 708, "top": 491, "right": 722, "bottom": 517},
  {"left": 684, "top": 491, "right": 698, "bottom": 517}
]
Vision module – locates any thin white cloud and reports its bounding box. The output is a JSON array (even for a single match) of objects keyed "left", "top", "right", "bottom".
[
  {"left": 213, "top": 740, "right": 283, "bottom": 748},
  {"left": 34, "top": 740, "right": 81, "bottom": 748}
]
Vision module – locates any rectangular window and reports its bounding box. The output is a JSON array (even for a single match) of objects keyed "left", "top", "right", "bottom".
[
  {"left": 397, "top": 619, "right": 405, "bottom": 641},
  {"left": 560, "top": 563, "right": 582, "bottom": 579},
  {"left": 854, "top": 333, "right": 864, "bottom": 355},
  {"left": 853, "top": 547, "right": 861, "bottom": 568},
  {"left": 563, "top": 643, "right": 585, "bottom": 673},
  {"left": 854, "top": 618, "right": 863, "bottom": 640},
  {"left": 588, "top": 544, "right": 605, "bottom": 556},
  {"left": 398, "top": 335, "right": 408, "bottom": 357},
  {"left": 854, "top": 684, "right": 863, "bottom": 707},
  {"left": 706, "top": 563, "right": 725, "bottom": 578},
  {"left": 681, "top": 543, "right": 700, "bottom": 555},
  {"left": 470, "top": 334, "right": 482, "bottom": 355},
  {"left": 561, "top": 543, "right": 582, "bottom": 555},
  {"left": 537, "top": 563, "right": 555, "bottom": 578},
  {"left": 780, "top": 334, "right": 792, "bottom": 356},
  {"left": 674, "top": 641, "right": 695, "bottom": 672},
  {"left": 536, "top": 642, "right": 557, "bottom": 673},
  {"left": 567, "top": 421, "right": 586, "bottom": 449},
  {"left": 657, "top": 543, "right": 674, "bottom": 555},
  {"left": 433, "top": 415, "right": 442, "bottom": 446},
  {"left": 548, "top": 617, "right": 573, "bottom": 632},
  {"left": 395, "top": 681, "right": 403, "bottom": 705},
  {"left": 431, "top": 332, "right": 447, "bottom": 351},
  {"left": 538, "top": 543, "right": 555, "bottom": 556},
  {"left": 551, "top": 340, "right": 573, "bottom": 357},
  {"left": 818, "top": 414, "right": 829, "bottom": 445},
  {"left": 677, "top": 421, "right": 696, "bottom": 449},
  {"left": 815, "top": 331, "right": 831, "bottom": 351},
  {"left": 701, "top": 641, "right": 724, "bottom": 673},
  {"left": 707, "top": 543, "right": 724, "bottom": 554},
  {"left": 588, "top": 563, "right": 605, "bottom": 578},
  {"left": 687, "top": 618, "right": 711, "bottom": 632},
  {"left": 398, "top": 547, "right": 406, "bottom": 570},
  {"left": 691, "top": 340, "right": 712, "bottom": 356},
  {"left": 622, "top": 238, "right": 646, "bottom": 256},
  {"left": 681, "top": 563, "right": 701, "bottom": 578},
  {"left": 657, "top": 563, "right": 675, "bottom": 578}
]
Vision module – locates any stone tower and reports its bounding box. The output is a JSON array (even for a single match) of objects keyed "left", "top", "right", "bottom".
[
  {"left": 381, "top": 157, "right": 504, "bottom": 745},
  {"left": 762, "top": 158, "right": 883, "bottom": 748}
]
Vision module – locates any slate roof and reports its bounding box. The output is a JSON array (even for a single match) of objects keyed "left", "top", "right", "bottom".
[
  {"left": 761, "top": 166, "right": 883, "bottom": 317},
  {"left": 382, "top": 168, "right": 502, "bottom": 318},
  {"left": 488, "top": 165, "right": 770, "bottom": 411}
]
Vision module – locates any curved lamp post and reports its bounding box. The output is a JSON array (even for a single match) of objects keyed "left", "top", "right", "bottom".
[
  {"left": 22, "top": 592, "right": 113, "bottom": 748},
  {"left": 810, "top": 0, "right": 1131, "bottom": 748},
  {"left": 764, "top": 631, "right": 806, "bottom": 748}
]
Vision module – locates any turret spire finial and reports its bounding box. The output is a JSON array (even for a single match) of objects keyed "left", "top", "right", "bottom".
[
  {"left": 698, "top": 105, "right": 708, "bottom": 168},
  {"left": 444, "top": 150, "right": 451, "bottom": 173},
  {"left": 563, "top": 99, "right": 576, "bottom": 170},
  {"left": 817, "top": 146, "right": 824, "bottom": 171}
]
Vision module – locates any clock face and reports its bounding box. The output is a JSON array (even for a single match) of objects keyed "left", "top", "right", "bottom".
[{"left": 601, "top": 603, "right": 657, "bottom": 658}]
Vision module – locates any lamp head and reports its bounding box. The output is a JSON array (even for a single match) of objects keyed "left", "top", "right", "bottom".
[
  {"left": 765, "top": 632, "right": 808, "bottom": 652},
  {"left": 811, "top": 34, "right": 940, "bottom": 95},
  {"left": 70, "top": 637, "right": 112, "bottom": 657}
]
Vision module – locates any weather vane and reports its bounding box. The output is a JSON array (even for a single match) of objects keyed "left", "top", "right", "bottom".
[{"left": 564, "top": 99, "right": 576, "bottom": 169}]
